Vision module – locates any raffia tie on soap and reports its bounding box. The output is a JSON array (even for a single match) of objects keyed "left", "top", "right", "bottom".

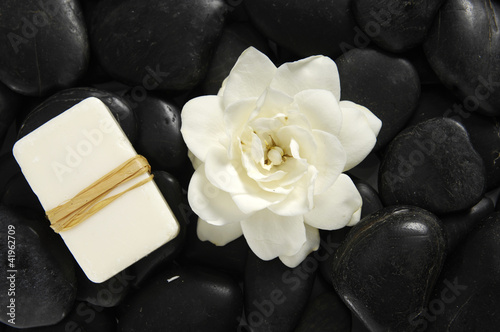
[{"left": 47, "top": 155, "right": 153, "bottom": 233}]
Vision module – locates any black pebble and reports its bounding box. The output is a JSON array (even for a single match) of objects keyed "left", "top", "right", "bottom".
[
  {"left": 0, "top": 0, "right": 89, "bottom": 96},
  {"left": 331, "top": 206, "right": 446, "bottom": 332},
  {"left": 379, "top": 117, "right": 485, "bottom": 215},
  {"left": 336, "top": 48, "right": 421, "bottom": 150}
]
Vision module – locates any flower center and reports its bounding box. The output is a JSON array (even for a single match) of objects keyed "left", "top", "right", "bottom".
[{"left": 267, "top": 146, "right": 284, "bottom": 166}]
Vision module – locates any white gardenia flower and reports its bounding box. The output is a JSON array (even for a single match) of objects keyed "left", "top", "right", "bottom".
[{"left": 181, "top": 47, "right": 381, "bottom": 267}]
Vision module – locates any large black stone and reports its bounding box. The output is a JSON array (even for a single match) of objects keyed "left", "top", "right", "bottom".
[
  {"left": 331, "top": 206, "right": 446, "bottom": 332},
  {"left": 423, "top": 211, "right": 500, "bottom": 331},
  {"left": 118, "top": 264, "right": 243, "bottom": 332},
  {"left": 0, "top": 0, "right": 89, "bottom": 96},
  {"left": 244, "top": 0, "right": 358, "bottom": 58},
  {"left": 0, "top": 207, "right": 77, "bottom": 328},
  {"left": 379, "top": 118, "right": 486, "bottom": 215},
  {"left": 0, "top": 83, "right": 20, "bottom": 146},
  {"left": 243, "top": 252, "right": 316, "bottom": 332},
  {"left": 424, "top": 0, "right": 500, "bottom": 117},
  {"left": 127, "top": 94, "right": 187, "bottom": 171},
  {"left": 336, "top": 48, "right": 420, "bottom": 150},
  {"left": 91, "top": 0, "right": 228, "bottom": 91},
  {"left": 352, "top": 0, "right": 445, "bottom": 53},
  {"left": 17, "top": 87, "right": 137, "bottom": 143}
]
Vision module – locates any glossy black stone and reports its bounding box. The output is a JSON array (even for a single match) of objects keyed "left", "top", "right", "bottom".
[
  {"left": 406, "top": 84, "right": 458, "bottom": 127},
  {"left": 318, "top": 228, "right": 350, "bottom": 287},
  {"left": 0, "top": 83, "right": 20, "bottom": 146},
  {"left": 294, "top": 291, "right": 351, "bottom": 332},
  {"left": 352, "top": 177, "right": 383, "bottom": 218},
  {"left": 0, "top": 153, "right": 21, "bottom": 198},
  {"left": 336, "top": 48, "right": 421, "bottom": 150},
  {"left": 243, "top": 252, "right": 316, "bottom": 332},
  {"left": 0, "top": 0, "right": 89, "bottom": 96},
  {"left": 118, "top": 264, "right": 243, "bottom": 332},
  {"left": 201, "top": 22, "right": 271, "bottom": 95},
  {"left": 0, "top": 207, "right": 76, "bottom": 328},
  {"left": 441, "top": 196, "right": 494, "bottom": 254},
  {"left": 352, "top": 0, "right": 445, "bottom": 53},
  {"left": 17, "top": 87, "right": 137, "bottom": 143},
  {"left": 129, "top": 171, "right": 188, "bottom": 288},
  {"left": 379, "top": 118, "right": 486, "bottom": 215},
  {"left": 244, "top": 0, "right": 357, "bottom": 58},
  {"left": 423, "top": 211, "right": 500, "bottom": 331},
  {"left": 91, "top": 0, "right": 228, "bottom": 91},
  {"left": 424, "top": 0, "right": 500, "bottom": 117},
  {"left": 331, "top": 206, "right": 446, "bottom": 332},
  {"left": 1, "top": 172, "right": 43, "bottom": 213},
  {"left": 127, "top": 95, "right": 187, "bottom": 171},
  {"left": 3, "top": 302, "right": 117, "bottom": 332}
]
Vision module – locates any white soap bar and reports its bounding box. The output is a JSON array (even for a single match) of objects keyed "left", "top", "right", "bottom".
[{"left": 13, "top": 97, "right": 179, "bottom": 283}]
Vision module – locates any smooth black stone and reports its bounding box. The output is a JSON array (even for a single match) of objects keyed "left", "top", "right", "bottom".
[
  {"left": 352, "top": 177, "right": 383, "bottom": 218},
  {"left": 0, "top": 83, "right": 20, "bottom": 146},
  {"left": 126, "top": 94, "right": 187, "bottom": 171},
  {"left": 91, "top": 0, "right": 228, "bottom": 91},
  {"left": 424, "top": 0, "right": 500, "bottom": 117},
  {"left": 423, "top": 211, "right": 500, "bottom": 331},
  {"left": 181, "top": 218, "right": 249, "bottom": 277},
  {"left": 76, "top": 265, "right": 132, "bottom": 308},
  {"left": 352, "top": 0, "right": 445, "bottom": 53},
  {"left": 244, "top": 0, "right": 358, "bottom": 58},
  {"left": 406, "top": 84, "right": 459, "bottom": 127},
  {"left": 379, "top": 118, "right": 486, "bottom": 215},
  {"left": 118, "top": 264, "right": 243, "bottom": 332},
  {"left": 243, "top": 252, "right": 316, "bottom": 332},
  {"left": 318, "top": 228, "right": 350, "bottom": 287},
  {"left": 0, "top": 0, "right": 89, "bottom": 96},
  {"left": 336, "top": 48, "right": 421, "bottom": 150},
  {"left": 0, "top": 153, "right": 21, "bottom": 197},
  {"left": 294, "top": 291, "right": 351, "bottom": 332},
  {"left": 460, "top": 113, "right": 500, "bottom": 190},
  {"left": 1, "top": 172, "right": 44, "bottom": 213},
  {"left": 17, "top": 87, "right": 137, "bottom": 143},
  {"left": 201, "top": 22, "right": 271, "bottom": 95},
  {"left": 0, "top": 207, "right": 77, "bottom": 328},
  {"left": 331, "top": 206, "right": 446, "bottom": 332},
  {"left": 4, "top": 302, "right": 117, "bottom": 332},
  {"left": 129, "top": 171, "right": 188, "bottom": 288},
  {"left": 402, "top": 47, "right": 441, "bottom": 85},
  {"left": 441, "top": 196, "right": 494, "bottom": 254}
]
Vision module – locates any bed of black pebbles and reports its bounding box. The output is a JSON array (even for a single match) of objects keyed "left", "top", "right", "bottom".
[{"left": 0, "top": 0, "right": 499, "bottom": 331}]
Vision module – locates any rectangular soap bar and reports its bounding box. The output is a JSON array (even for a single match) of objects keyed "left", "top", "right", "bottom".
[{"left": 13, "top": 97, "right": 179, "bottom": 283}]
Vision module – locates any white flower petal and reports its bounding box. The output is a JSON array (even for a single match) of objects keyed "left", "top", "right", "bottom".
[
  {"left": 279, "top": 224, "right": 320, "bottom": 268},
  {"left": 188, "top": 150, "right": 203, "bottom": 170},
  {"left": 338, "top": 105, "right": 379, "bottom": 171},
  {"left": 252, "top": 88, "right": 294, "bottom": 120},
  {"left": 304, "top": 174, "right": 362, "bottom": 230},
  {"left": 231, "top": 190, "right": 285, "bottom": 214},
  {"left": 181, "top": 96, "right": 227, "bottom": 162},
  {"left": 222, "top": 47, "right": 277, "bottom": 108},
  {"left": 204, "top": 145, "right": 250, "bottom": 194},
  {"left": 224, "top": 98, "right": 258, "bottom": 141},
  {"left": 276, "top": 125, "right": 317, "bottom": 161},
  {"left": 197, "top": 218, "right": 243, "bottom": 246},
  {"left": 268, "top": 166, "right": 318, "bottom": 216},
  {"left": 293, "top": 89, "right": 343, "bottom": 136},
  {"left": 241, "top": 210, "right": 306, "bottom": 260},
  {"left": 187, "top": 165, "right": 249, "bottom": 225},
  {"left": 340, "top": 100, "right": 381, "bottom": 136},
  {"left": 310, "top": 130, "right": 346, "bottom": 195},
  {"left": 270, "top": 55, "right": 341, "bottom": 100},
  {"left": 346, "top": 206, "right": 362, "bottom": 226}
]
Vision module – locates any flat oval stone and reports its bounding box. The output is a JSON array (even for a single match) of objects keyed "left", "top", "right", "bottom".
[
  {"left": 127, "top": 94, "right": 187, "bottom": 171},
  {"left": 118, "top": 264, "right": 243, "bottom": 332},
  {"left": 129, "top": 171, "right": 188, "bottom": 288},
  {"left": 0, "top": 207, "right": 76, "bottom": 328},
  {"left": 424, "top": 0, "right": 500, "bottom": 116},
  {"left": 294, "top": 291, "right": 351, "bottom": 332},
  {"left": 0, "top": 0, "right": 89, "bottom": 96},
  {"left": 379, "top": 118, "right": 486, "bottom": 215},
  {"left": 422, "top": 211, "right": 500, "bottom": 331},
  {"left": 331, "top": 206, "right": 446, "bottom": 332},
  {"left": 243, "top": 252, "right": 316, "bottom": 332},
  {"left": 244, "top": 0, "right": 357, "bottom": 58},
  {"left": 201, "top": 22, "right": 271, "bottom": 95},
  {"left": 91, "top": 0, "right": 228, "bottom": 91},
  {"left": 17, "top": 87, "right": 137, "bottom": 143},
  {"left": 352, "top": 0, "right": 445, "bottom": 52},
  {"left": 336, "top": 48, "right": 421, "bottom": 150}
]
